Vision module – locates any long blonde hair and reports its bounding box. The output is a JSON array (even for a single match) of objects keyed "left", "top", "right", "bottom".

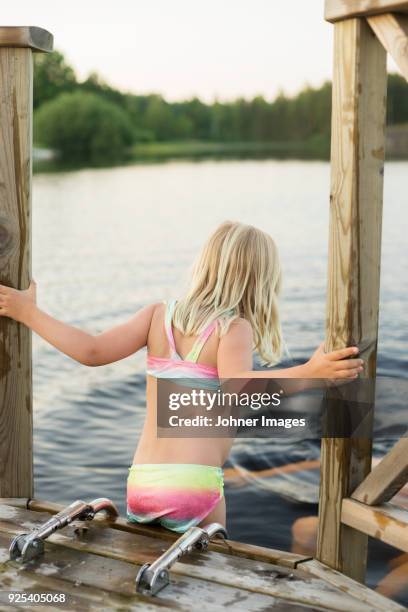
[{"left": 173, "top": 221, "right": 283, "bottom": 365}]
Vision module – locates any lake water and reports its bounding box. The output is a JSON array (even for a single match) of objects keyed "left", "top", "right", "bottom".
[{"left": 32, "top": 159, "right": 408, "bottom": 605}]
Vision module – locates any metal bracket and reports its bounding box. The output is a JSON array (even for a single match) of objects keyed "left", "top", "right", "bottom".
[
  {"left": 9, "top": 497, "right": 119, "bottom": 563},
  {"left": 136, "top": 522, "right": 228, "bottom": 596}
]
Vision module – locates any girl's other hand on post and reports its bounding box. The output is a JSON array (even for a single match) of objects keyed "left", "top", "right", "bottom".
[
  {"left": 305, "top": 342, "right": 364, "bottom": 380},
  {"left": 0, "top": 279, "right": 37, "bottom": 323}
]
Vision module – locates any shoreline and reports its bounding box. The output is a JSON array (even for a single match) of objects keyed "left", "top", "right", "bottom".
[{"left": 32, "top": 132, "right": 408, "bottom": 173}]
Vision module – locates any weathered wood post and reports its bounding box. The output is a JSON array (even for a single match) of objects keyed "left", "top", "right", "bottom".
[
  {"left": 317, "top": 13, "right": 386, "bottom": 581},
  {"left": 317, "top": 2, "right": 408, "bottom": 581},
  {"left": 0, "top": 27, "right": 53, "bottom": 497},
  {"left": 316, "top": 15, "right": 387, "bottom": 582}
]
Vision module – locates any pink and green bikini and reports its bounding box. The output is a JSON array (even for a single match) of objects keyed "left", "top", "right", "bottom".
[
  {"left": 145, "top": 298, "right": 219, "bottom": 383},
  {"left": 127, "top": 300, "right": 224, "bottom": 533}
]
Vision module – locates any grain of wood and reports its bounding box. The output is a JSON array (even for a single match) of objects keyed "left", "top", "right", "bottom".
[
  {"left": 341, "top": 499, "right": 408, "bottom": 553},
  {"left": 0, "top": 497, "right": 29, "bottom": 508},
  {"left": 352, "top": 438, "right": 408, "bottom": 504},
  {"left": 298, "top": 558, "right": 406, "bottom": 612},
  {"left": 22, "top": 498, "right": 309, "bottom": 568},
  {"left": 325, "top": 0, "right": 408, "bottom": 22},
  {"left": 0, "top": 531, "right": 312, "bottom": 611},
  {"left": 0, "top": 513, "right": 307, "bottom": 586},
  {"left": 317, "top": 18, "right": 387, "bottom": 582},
  {"left": 0, "top": 30, "right": 52, "bottom": 499},
  {"left": 0, "top": 507, "right": 391, "bottom": 612},
  {"left": 0, "top": 522, "right": 372, "bottom": 612},
  {"left": 0, "top": 26, "right": 53, "bottom": 52},
  {"left": 0, "top": 48, "right": 33, "bottom": 498},
  {"left": 0, "top": 559, "right": 164, "bottom": 611},
  {"left": 367, "top": 13, "right": 408, "bottom": 80}
]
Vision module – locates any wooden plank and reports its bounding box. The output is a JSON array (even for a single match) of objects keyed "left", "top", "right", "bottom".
[
  {"left": 0, "top": 498, "right": 29, "bottom": 509},
  {"left": 352, "top": 438, "right": 408, "bottom": 504},
  {"left": 0, "top": 533, "right": 318, "bottom": 611},
  {"left": 21, "top": 498, "right": 309, "bottom": 568},
  {"left": 0, "top": 27, "right": 53, "bottom": 52},
  {"left": 0, "top": 561, "right": 166, "bottom": 611},
  {"left": 0, "top": 533, "right": 377, "bottom": 612},
  {"left": 368, "top": 13, "right": 408, "bottom": 80},
  {"left": 0, "top": 535, "right": 183, "bottom": 611},
  {"left": 0, "top": 504, "right": 385, "bottom": 611},
  {"left": 0, "top": 48, "right": 34, "bottom": 499},
  {"left": 298, "top": 559, "right": 406, "bottom": 612},
  {"left": 0, "top": 507, "right": 318, "bottom": 602},
  {"left": 341, "top": 499, "right": 408, "bottom": 552},
  {"left": 325, "top": 0, "right": 408, "bottom": 23},
  {"left": 317, "top": 17, "right": 387, "bottom": 583}
]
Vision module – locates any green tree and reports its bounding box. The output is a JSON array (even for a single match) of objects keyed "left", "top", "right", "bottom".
[
  {"left": 32, "top": 49, "right": 408, "bottom": 160},
  {"left": 34, "top": 91, "right": 134, "bottom": 164},
  {"left": 177, "top": 98, "right": 212, "bottom": 140},
  {"left": 142, "top": 95, "right": 193, "bottom": 140},
  {"left": 387, "top": 73, "right": 408, "bottom": 124},
  {"left": 80, "top": 72, "right": 127, "bottom": 107},
  {"left": 33, "top": 51, "right": 77, "bottom": 108}
]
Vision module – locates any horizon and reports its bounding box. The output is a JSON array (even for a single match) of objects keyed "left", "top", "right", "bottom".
[
  {"left": 40, "top": 47, "right": 403, "bottom": 108},
  {"left": 54, "top": 46, "right": 336, "bottom": 105}
]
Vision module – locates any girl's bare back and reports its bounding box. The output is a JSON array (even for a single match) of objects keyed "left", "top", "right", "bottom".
[{"left": 133, "top": 302, "right": 234, "bottom": 467}]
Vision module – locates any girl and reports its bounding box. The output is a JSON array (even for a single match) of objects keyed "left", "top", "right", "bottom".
[{"left": 0, "top": 221, "right": 363, "bottom": 533}]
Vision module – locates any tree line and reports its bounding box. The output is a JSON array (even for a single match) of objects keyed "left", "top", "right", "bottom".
[{"left": 33, "top": 51, "right": 408, "bottom": 164}]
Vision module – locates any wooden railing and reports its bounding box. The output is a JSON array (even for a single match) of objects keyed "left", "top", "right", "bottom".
[{"left": 343, "top": 439, "right": 408, "bottom": 554}]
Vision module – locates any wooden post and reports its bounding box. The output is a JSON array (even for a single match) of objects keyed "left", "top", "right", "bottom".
[
  {"left": 0, "top": 27, "right": 53, "bottom": 497},
  {"left": 316, "top": 18, "right": 387, "bottom": 582}
]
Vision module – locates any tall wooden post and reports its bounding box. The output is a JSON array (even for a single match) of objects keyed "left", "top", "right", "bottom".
[
  {"left": 0, "top": 27, "right": 53, "bottom": 497},
  {"left": 316, "top": 18, "right": 387, "bottom": 582}
]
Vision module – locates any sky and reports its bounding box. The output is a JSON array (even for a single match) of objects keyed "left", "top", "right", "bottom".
[{"left": 3, "top": 1, "right": 398, "bottom": 103}]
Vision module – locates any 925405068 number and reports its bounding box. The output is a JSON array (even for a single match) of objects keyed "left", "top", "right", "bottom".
[{"left": 0, "top": 592, "right": 67, "bottom": 605}]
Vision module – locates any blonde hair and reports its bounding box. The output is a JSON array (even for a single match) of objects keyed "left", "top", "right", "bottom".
[{"left": 173, "top": 221, "right": 283, "bottom": 365}]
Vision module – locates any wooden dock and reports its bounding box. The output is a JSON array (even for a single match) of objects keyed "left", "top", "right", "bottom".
[
  {"left": 1, "top": 2, "right": 408, "bottom": 610},
  {"left": 0, "top": 498, "right": 405, "bottom": 611}
]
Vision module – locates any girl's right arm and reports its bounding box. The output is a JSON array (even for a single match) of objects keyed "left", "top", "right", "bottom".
[
  {"left": 217, "top": 318, "right": 364, "bottom": 384},
  {"left": 0, "top": 281, "right": 157, "bottom": 366}
]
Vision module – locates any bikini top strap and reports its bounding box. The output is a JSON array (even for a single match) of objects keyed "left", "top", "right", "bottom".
[
  {"left": 164, "top": 299, "right": 178, "bottom": 357},
  {"left": 185, "top": 320, "right": 218, "bottom": 363}
]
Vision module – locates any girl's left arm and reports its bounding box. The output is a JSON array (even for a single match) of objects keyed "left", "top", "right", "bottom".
[{"left": 0, "top": 280, "right": 156, "bottom": 366}]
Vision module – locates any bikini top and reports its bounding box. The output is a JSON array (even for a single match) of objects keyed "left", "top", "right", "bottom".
[{"left": 147, "top": 300, "right": 219, "bottom": 384}]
